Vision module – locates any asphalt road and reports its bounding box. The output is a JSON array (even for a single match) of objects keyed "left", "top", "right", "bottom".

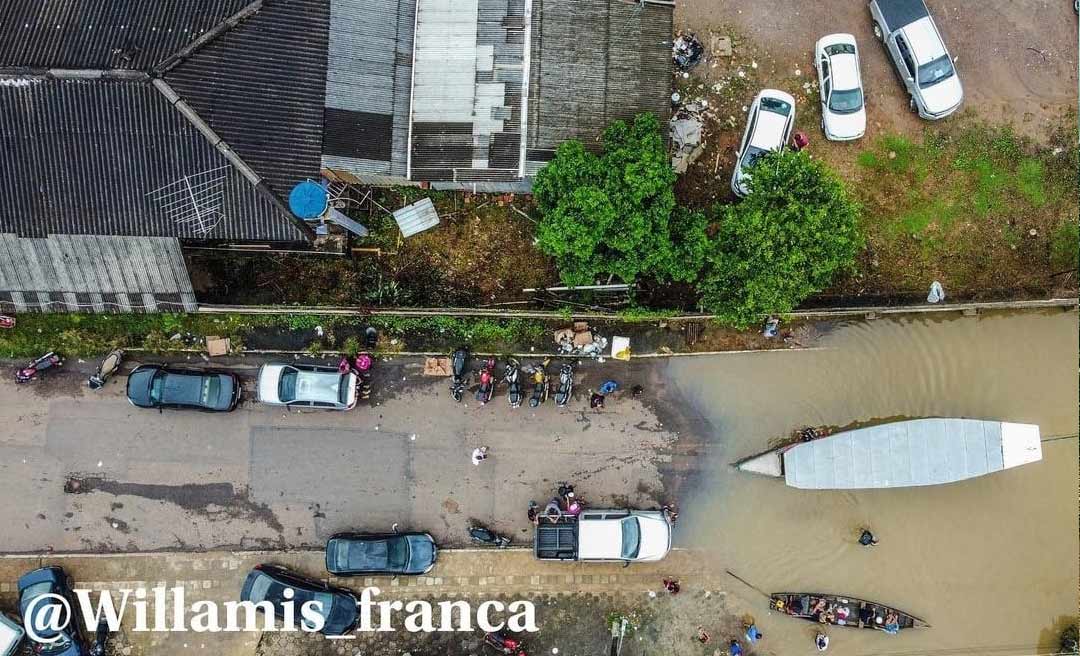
[{"left": 0, "top": 355, "right": 689, "bottom": 552}]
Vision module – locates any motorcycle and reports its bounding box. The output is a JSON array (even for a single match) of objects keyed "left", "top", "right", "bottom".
[
  {"left": 554, "top": 363, "right": 574, "bottom": 407},
  {"left": 364, "top": 326, "right": 378, "bottom": 350},
  {"left": 469, "top": 525, "right": 511, "bottom": 548},
  {"left": 450, "top": 347, "right": 471, "bottom": 402},
  {"left": 504, "top": 358, "right": 523, "bottom": 408},
  {"left": 484, "top": 631, "right": 526, "bottom": 656},
  {"left": 15, "top": 351, "right": 62, "bottom": 384},
  {"left": 0, "top": 315, "right": 14, "bottom": 329},
  {"left": 475, "top": 357, "right": 496, "bottom": 404},
  {"left": 88, "top": 349, "right": 124, "bottom": 390},
  {"left": 89, "top": 617, "right": 109, "bottom": 656},
  {"left": 528, "top": 358, "right": 549, "bottom": 408}
]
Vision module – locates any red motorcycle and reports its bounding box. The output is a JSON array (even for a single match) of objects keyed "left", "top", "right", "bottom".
[
  {"left": 484, "top": 632, "right": 526, "bottom": 656},
  {"left": 475, "top": 357, "right": 496, "bottom": 404},
  {"left": 0, "top": 315, "right": 14, "bottom": 329},
  {"left": 15, "top": 351, "right": 62, "bottom": 384}
]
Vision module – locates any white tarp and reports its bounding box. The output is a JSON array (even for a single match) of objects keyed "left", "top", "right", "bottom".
[{"left": 784, "top": 418, "right": 1041, "bottom": 489}]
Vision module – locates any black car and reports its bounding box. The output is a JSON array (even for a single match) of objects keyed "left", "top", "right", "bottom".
[
  {"left": 126, "top": 365, "right": 240, "bottom": 411},
  {"left": 17, "top": 566, "right": 89, "bottom": 656},
  {"left": 239, "top": 565, "right": 358, "bottom": 636},
  {"left": 325, "top": 532, "right": 438, "bottom": 576}
]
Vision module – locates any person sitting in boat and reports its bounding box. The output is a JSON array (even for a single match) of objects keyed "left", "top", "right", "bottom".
[
  {"left": 882, "top": 612, "right": 901, "bottom": 635},
  {"left": 810, "top": 597, "right": 828, "bottom": 619},
  {"left": 834, "top": 605, "right": 851, "bottom": 625}
]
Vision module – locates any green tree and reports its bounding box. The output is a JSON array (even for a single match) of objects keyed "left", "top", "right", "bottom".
[
  {"left": 533, "top": 113, "right": 706, "bottom": 285},
  {"left": 700, "top": 150, "right": 862, "bottom": 327}
]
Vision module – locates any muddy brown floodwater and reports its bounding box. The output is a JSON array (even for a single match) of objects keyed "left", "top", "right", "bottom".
[{"left": 666, "top": 309, "right": 1078, "bottom": 656}]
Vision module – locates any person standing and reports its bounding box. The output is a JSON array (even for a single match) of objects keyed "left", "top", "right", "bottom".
[
  {"left": 728, "top": 639, "right": 743, "bottom": 656},
  {"left": 815, "top": 632, "right": 829, "bottom": 651},
  {"left": 858, "top": 529, "right": 879, "bottom": 547},
  {"left": 471, "top": 446, "right": 489, "bottom": 465},
  {"left": 744, "top": 623, "right": 762, "bottom": 644}
]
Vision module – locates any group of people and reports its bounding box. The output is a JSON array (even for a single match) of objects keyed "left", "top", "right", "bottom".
[
  {"left": 527, "top": 484, "right": 583, "bottom": 525},
  {"left": 693, "top": 621, "right": 762, "bottom": 656}
]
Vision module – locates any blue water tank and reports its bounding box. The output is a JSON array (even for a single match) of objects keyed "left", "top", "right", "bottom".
[{"left": 289, "top": 180, "right": 328, "bottom": 219}]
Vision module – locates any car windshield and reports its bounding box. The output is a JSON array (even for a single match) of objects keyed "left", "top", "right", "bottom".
[
  {"left": 149, "top": 371, "right": 165, "bottom": 404},
  {"left": 278, "top": 369, "right": 297, "bottom": 403},
  {"left": 302, "top": 592, "right": 335, "bottom": 630},
  {"left": 918, "top": 55, "right": 954, "bottom": 88},
  {"left": 828, "top": 87, "right": 863, "bottom": 113},
  {"left": 387, "top": 538, "right": 409, "bottom": 569},
  {"left": 620, "top": 517, "right": 641, "bottom": 560},
  {"left": 200, "top": 376, "right": 219, "bottom": 406},
  {"left": 759, "top": 97, "right": 791, "bottom": 116},
  {"left": 337, "top": 375, "right": 349, "bottom": 405}
]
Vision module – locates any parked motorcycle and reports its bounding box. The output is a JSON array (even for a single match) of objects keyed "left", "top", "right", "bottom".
[
  {"left": 0, "top": 315, "right": 14, "bottom": 329},
  {"left": 554, "top": 363, "right": 574, "bottom": 407},
  {"left": 89, "top": 617, "right": 109, "bottom": 656},
  {"left": 88, "top": 349, "right": 124, "bottom": 390},
  {"left": 504, "top": 358, "right": 523, "bottom": 408},
  {"left": 15, "top": 351, "right": 62, "bottom": 384},
  {"left": 450, "top": 347, "right": 471, "bottom": 402},
  {"left": 528, "top": 358, "right": 549, "bottom": 408},
  {"left": 364, "top": 326, "right": 378, "bottom": 350},
  {"left": 476, "top": 357, "right": 496, "bottom": 404},
  {"left": 484, "top": 631, "right": 526, "bottom": 656},
  {"left": 469, "top": 525, "right": 511, "bottom": 548}
]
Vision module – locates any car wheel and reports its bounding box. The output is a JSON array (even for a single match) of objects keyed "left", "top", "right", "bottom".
[{"left": 873, "top": 22, "right": 883, "bottom": 41}]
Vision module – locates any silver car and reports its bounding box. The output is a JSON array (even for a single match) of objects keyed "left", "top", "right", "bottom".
[
  {"left": 815, "top": 34, "right": 866, "bottom": 141},
  {"left": 257, "top": 363, "right": 358, "bottom": 410},
  {"left": 731, "top": 89, "right": 796, "bottom": 197}
]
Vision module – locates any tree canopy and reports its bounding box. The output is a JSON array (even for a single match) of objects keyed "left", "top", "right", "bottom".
[
  {"left": 699, "top": 150, "right": 863, "bottom": 327},
  {"left": 533, "top": 113, "right": 706, "bottom": 286}
]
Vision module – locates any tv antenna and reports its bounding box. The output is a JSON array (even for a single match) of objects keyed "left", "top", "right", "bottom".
[{"left": 146, "top": 166, "right": 229, "bottom": 237}]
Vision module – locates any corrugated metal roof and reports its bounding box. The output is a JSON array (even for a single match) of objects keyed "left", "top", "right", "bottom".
[
  {"left": 0, "top": 78, "right": 301, "bottom": 241},
  {"left": 164, "top": 0, "right": 330, "bottom": 203},
  {"left": 408, "top": 0, "right": 527, "bottom": 182},
  {"left": 322, "top": 0, "right": 415, "bottom": 179},
  {"left": 526, "top": 0, "right": 673, "bottom": 165},
  {"left": 0, "top": 0, "right": 251, "bottom": 70},
  {"left": 393, "top": 197, "right": 440, "bottom": 238},
  {"left": 783, "top": 418, "right": 1041, "bottom": 490},
  {"left": 0, "top": 234, "right": 196, "bottom": 312}
]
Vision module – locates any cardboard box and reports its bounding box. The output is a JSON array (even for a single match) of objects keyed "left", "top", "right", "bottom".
[
  {"left": 424, "top": 357, "right": 452, "bottom": 376},
  {"left": 205, "top": 336, "right": 230, "bottom": 357}
]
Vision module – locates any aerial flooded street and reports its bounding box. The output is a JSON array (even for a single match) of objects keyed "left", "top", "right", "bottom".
[{"left": 668, "top": 309, "right": 1079, "bottom": 655}]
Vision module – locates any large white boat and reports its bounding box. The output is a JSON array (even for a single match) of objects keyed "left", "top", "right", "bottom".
[{"left": 733, "top": 418, "right": 1042, "bottom": 489}]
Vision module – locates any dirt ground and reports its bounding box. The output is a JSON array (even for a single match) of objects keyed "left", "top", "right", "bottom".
[{"left": 674, "top": 0, "right": 1076, "bottom": 144}]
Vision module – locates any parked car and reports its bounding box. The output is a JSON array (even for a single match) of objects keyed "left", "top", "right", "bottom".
[
  {"left": 239, "top": 564, "right": 359, "bottom": 636},
  {"left": 325, "top": 532, "right": 437, "bottom": 576},
  {"left": 534, "top": 508, "right": 672, "bottom": 563},
  {"left": 0, "top": 613, "right": 23, "bottom": 656},
  {"left": 17, "top": 566, "right": 89, "bottom": 656},
  {"left": 814, "top": 34, "right": 866, "bottom": 141},
  {"left": 870, "top": 0, "right": 963, "bottom": 119},
  {"left": 125, "top": 364, "right": 240, "bottom": 411},
  {"left": 257, "top": 363, "right": 357, "bottom": 410},
  {"left": 730, "top": 89, "right": 796, "bottom": 197}
]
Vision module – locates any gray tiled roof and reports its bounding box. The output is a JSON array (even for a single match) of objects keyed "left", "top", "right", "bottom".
[{"left": 0, "top": 0, "right": 326, "bottom": 243}]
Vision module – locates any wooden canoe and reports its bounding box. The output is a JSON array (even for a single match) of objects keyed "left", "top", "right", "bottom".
[{"left": 770, "top": 592, "right": 930, "bottom": 632}]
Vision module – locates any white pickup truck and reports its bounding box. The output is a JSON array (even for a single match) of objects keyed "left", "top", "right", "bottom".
[
  {"left": 870, "top": 0, "right": 963, "bottom": 119},
  {"left": 534, "top": 509, "right": 672, "bottom": 563}
]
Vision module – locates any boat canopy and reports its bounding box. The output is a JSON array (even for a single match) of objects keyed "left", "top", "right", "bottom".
[{"left": 783, "top": 419, "right": 1041, "bottom": 489}]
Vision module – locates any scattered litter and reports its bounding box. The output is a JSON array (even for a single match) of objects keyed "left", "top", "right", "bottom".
[
  {"left": 97, "top": 461, "right": 103, "bottom": 468},
  {"left": 711, "top": 34, "right": 732, "bottom": 57},
  {"left": 927, "top": 281, "right": 946, "bottom": 303},
  {"left": 315, "top": 325, "right": 324, "bottom": 337},
  {"left": 795, "top": 68, "right": 802, "bottom": 76},
  {"left": 673, "top": 33, "right": 704, "bottom": 70},
  {"left": 205, "top": 336, "right": 230, "bottom": 357}
]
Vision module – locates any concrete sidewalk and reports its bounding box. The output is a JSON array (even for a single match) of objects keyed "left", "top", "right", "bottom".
[{"left": 0, "top": 548, "right": 728, "bottom": 656}]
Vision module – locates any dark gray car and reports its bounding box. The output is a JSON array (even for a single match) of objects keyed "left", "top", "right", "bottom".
[
  {"left": 126, "top": 365, "right": 240, "bottom": 411},
  {"left": 325, "top": 532, "right": 437, "bottom": 576}
]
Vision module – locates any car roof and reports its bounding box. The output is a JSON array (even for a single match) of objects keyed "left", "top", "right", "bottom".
[
  {"left": 828, "top": 52, "right": 860, "bottom": 90},
  {"left": 293, "top": 370, "right": 343, "bottom": 403},
  {"left": 331, "top": 535, "right": 396, "bottom": 570},
  {"left": 577, "top": 518, "right": 625, "bottom": 559},
  {"left": 157, "top": 369, "right": 208, "bottom": 406},
  {"left": 749, "top": 109, "right": 790, "bottom": 150},
  {"left": 903, "top": 17, "right": 946, "bottom": 63}
]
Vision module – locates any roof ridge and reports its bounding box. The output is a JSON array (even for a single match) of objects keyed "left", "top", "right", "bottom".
[
  {"left": 153, "top": 0, "right": 265, "bottom": 76},
  {"left": 151, "top": 78, "right": 317, "bottom": 242},
  {"left": 0, "top": 69, "right": 149, "bottom": 82}
]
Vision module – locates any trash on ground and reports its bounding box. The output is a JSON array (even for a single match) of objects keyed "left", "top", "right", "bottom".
[
  {"left": 673, "top": 32, "right": 705, "bottom": 71},
  {"left": 611, "top": 336, "right": 631, "bottom": 361},
  {"left": 927, "top": 281, "right": 946, "bottom": 303},
  {"left": 205, "top": 336, "right": 230, "bottom": 357},
  {"left": 423, "top": 356, "right": 452, "bottom": 376}
]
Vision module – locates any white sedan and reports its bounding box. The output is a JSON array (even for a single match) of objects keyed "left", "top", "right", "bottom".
[
  {"left": 814, "top": 34, "right": 866, "bottom": 141},
  {"left": 731, "top": 89, "right": 796, "bottom": 197},
  {"left": 257, "top": 363, "right": 358, "bottom": 410}
]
